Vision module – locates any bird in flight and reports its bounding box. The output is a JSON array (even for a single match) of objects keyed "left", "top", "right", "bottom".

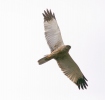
[{"left": 38, "top": 9, "right": 88, "bottom": 90}]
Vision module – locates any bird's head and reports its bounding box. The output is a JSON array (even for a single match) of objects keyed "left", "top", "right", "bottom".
[
  {"left": 65, "top": 45, "right": 71, "bottom": 52},
  {"left": 66, "top": 45, "right": 71, "bottom": 49}
]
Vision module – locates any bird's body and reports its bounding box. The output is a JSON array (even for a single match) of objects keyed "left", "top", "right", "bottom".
[{"left": 38, "top": 9, "right": 88, "bottom": 89}]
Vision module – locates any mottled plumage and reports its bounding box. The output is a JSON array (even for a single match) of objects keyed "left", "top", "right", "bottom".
[{"left": 38, "top": 9, "right": 88, "bottom": 90}]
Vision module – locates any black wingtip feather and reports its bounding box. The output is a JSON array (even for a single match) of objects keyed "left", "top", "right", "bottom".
[
  {"left": 42, "top": 9, "right": 56, "bottom": 21},
  {"left": 76, "top": 76, "right": 88, "bottom": 90}
]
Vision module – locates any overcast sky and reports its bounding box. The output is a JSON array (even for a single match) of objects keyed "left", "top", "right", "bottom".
[{"left": 0, "top": 0, "right": 105, "bottom": 100}]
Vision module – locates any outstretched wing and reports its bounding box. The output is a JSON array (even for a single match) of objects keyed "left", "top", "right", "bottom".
[
  {"left": 56, "top": 53, "right": 88, "bottom": 89},
  {"left": 42, "top": 9, "right": 64, "bottom": 52}
]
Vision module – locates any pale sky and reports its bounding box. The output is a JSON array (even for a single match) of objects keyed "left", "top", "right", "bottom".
[{"left": 0, "top": 0, "right": 105, "bottom": 100}]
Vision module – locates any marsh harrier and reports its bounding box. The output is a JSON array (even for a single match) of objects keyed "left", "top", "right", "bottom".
[{"left": 38, "top": 9, "right": 88, "bottom": 90}]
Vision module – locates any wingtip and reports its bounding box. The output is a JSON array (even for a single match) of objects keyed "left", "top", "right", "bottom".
[
  {"left": 42, "top": 9, "right": 56, "bottom": 21},
  {"left": 76, "top": 76, "right": 88, "bottom": 90}
]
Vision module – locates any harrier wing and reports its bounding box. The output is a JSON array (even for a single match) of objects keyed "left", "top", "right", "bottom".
[{"left": 42, "top": 9, "right": 64, "bottom": 52}]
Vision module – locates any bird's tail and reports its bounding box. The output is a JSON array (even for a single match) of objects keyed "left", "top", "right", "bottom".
[{"left": 38, "top": 56, "right": 52, "bottom": 65}]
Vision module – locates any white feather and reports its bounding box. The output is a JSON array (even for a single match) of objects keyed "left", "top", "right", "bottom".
[{"left": 44, "top": 18, "right": 64, "bottom": 51}]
